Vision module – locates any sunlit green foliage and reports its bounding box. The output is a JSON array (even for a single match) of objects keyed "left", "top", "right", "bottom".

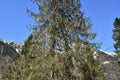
[{"left": 3, "top": 0, "right": 105, "bottom": 80}]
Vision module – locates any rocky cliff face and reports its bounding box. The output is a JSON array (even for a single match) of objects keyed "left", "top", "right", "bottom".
[
  {"left": 4, "top": 40, "right": 23, "bottom": 53},
  {"left": 0, "top": 39, "right": 23, "bottom": 57},
  {"left": 0, "top": 40, "right": 16, "bottom": 57}
]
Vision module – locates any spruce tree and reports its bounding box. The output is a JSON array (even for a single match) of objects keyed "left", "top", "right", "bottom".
[{"left": 113, "top": 18, "right": 120, "bottom": 57}]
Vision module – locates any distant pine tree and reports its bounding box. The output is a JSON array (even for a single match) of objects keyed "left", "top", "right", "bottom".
[
  {"left": 113, "top": 18, "right": 120, "bottom": 50},
  {"left": 113, "top": 18, "right": 120, "bottom": 58}
]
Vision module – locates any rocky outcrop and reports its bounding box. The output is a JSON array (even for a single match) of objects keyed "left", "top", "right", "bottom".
[
  {"left": 0, "top": 39, "right": 23, "bottom": 57},
  {"left": 0, "top": 40, "right": 16, "bottom": 57},
  {"left": 5, "top": 40, "right": 23, "bottom": 53}
]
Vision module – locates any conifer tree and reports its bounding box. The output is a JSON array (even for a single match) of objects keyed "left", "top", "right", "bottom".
[
  {"left": 113, "top": 18, "right": 120, "bottom": 57},
  {"left": 21, "top": 34, "right": 36, "bottom": 58},
  {"left": 25, "top": 0, "right": 105, "bottom": 79},
  {"left": 28, "top": 0, "right": 96, "bottom": 55},
  {"left": 112, "top": 17, "right": 120, "bottom": 77},
  {"left": 3, "top": 0, "right": 105, "bottom": 79},
  {"left": 22, "top": 34, "right": 33, "bottom": 55}
]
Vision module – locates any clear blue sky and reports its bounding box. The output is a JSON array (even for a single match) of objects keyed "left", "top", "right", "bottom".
[
  {"left": 81, "top": 0, "right": 120, "bottom": 51},
  {"left": 0, "top": 0, "right": 120, "bottom": 52},
  {"left": 0, "top": 0, "right": 35, "bottom": 42}
]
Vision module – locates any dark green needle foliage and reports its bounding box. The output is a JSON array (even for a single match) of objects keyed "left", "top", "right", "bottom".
[{"left": 113, "top": 18, "right": 120, "bottom": 57}]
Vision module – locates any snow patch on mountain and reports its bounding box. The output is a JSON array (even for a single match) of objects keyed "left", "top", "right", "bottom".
[
  {"left": 99, "top": 50, "right": 116, "bottom": 57},
  {"left": 0, "top": 39, "right": 23, "bottom": 53}
]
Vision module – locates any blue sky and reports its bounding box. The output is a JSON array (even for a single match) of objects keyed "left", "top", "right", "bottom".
[
  {"left": 0, "top": 0, "right": 120, "bottom": 52},
  {"left": 81, "top": 0, "right": 120, "bottom": 51},
  {"left": 0, "top": 0, "right": 35, "bottom": 42}
]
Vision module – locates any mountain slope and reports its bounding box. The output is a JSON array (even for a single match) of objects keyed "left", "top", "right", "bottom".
[
  {"left": 98, "top": 51, "right": 120, "bottom": 80},
  {"left": 0, "top": 40, "right": 16, "bottom": 57},
  {"left": 0, "top": 39, "right": 120, "bottom": 80},
  {"left": 0, "top": 39, "right": 23, "bottom": 57}
]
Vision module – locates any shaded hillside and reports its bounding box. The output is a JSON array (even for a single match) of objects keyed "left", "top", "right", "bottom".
[
  {"left": 98, "top": 51, "right": 120, "bottom": 80},
  {"left": 0, "top": 40, "right": 16, "bottom": 57},
  {"left": 0, "top": 39, "right": 23, "bottom": 56},
  {"left": 5, "top": 41, "right": 23, "bottom": 53}
]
